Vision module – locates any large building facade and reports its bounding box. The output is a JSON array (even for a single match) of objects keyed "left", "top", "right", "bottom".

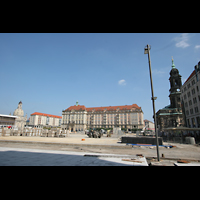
[
  {"left": 181, "top": 61, "right": 200, "bottom": 128},
  {"left": 29, "top": 112, "right": 62, "bottom": 127},
  {"left": 156, "top": 59, "right": 185, "bottom": 132},
  {"left": 62, "top": 102, "right": 144, "bottom": 132},
  {"left": 0, "top": 114, "right": 17, "bottom": 128},
  {"left": 144, "top": 119, "right": 155, "bottom": 131}
]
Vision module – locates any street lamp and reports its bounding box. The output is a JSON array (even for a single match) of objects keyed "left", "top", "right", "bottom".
[{"left": 144, "top": 44, "right": 160, "bottom": 161}]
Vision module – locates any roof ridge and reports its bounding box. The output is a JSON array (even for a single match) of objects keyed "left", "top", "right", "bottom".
[
  {"left": 31, "top": 112, "right": 62, "bottom": 118},
  {"left": 64, "top": 104, "right": 141, "bottom": 112},
  {"left": 183, "top": 70, "right": 196, "bottom": 85},
  {"left": 87, "top": 104, "right": 139, "bottom": 108}
]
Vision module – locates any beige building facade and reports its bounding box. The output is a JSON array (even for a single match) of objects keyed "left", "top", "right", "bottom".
[
  {"left": 144, "top": 119, "right": 155, "bottom": 131},
  {"left": 0, "top": 114, "right": 17, "bottom": 127},
  {"left": 181, "top": 61, "right": 200, "bottom": 128},
  {"left": 30, "top": 112, "right": 62, "bottom": 127},
  {"left": 62, "top": 102, "right": 144, "bottom": 132}
]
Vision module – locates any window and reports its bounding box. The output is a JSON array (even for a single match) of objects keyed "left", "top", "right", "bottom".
[
  {"left": 184, "top": 94, "right": 187, "bottom": 100},
  {"left": 46, "top": 117, "right": 49, "bottom": 125},
  {"left": 188, "top": 84, "right": 191, "bottom": 89},
  {"left": 189, "top": 100, "right": 192, "bottom": 106},
  {"left": 192, "top": 80, "right": 195, "bottom": 85},
  {"left": 192, "top": 88, "right": 195, "bottom": 95},
  {"left": 186, "top": 110, "right": 189, "bottom": 115},
  {"left": 195, "top": 107, "right": 199, "bottom": 113},
  {"left": 187, "top": 92, "right": 191, "bottom": 97},
  {"left": 192, "top": 118, "right": 195, "bottom": 127},
  {"left": 197, "top": 86, "right": 199, "bottom": 92},
  {"left": 185, "top": 102, "right": 188, "bottom": 107},
  {"left": 196, "top": 117, "right": 200, "bottom": 127},
  {"left": 193, "top": 97, "right": 197, "bottom": 104},
  {"left": 184, "top": 87, "right": 187, "bottom": 92},
  {"left": 190, "top": 108, "right": 193, "bottom": 115},
  {"left": 187, "top": 119, "right": 191, "bottom": 127}
]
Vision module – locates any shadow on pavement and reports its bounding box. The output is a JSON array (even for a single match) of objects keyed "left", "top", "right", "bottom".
[{"left": 0, "top": 150, "right": 132, "bottom": 166}]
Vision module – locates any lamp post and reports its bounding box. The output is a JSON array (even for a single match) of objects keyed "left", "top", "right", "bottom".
[{"left": 144, "top": 44, "right": 160, "bottom": 161}]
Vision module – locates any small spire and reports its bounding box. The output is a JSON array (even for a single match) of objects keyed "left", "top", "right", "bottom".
[
  {"left": 172, "top": 56, "right": 175, "bottom": 68},
  {"left": 76, "top": 100, "right": 79, "bottom": 106}
]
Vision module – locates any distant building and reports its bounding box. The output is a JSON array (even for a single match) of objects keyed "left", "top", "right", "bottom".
[
  {"left": 62, "top": 101, "right": 144, "bottom": 132},
  {"left": 29, "top": 112, "right": 62, "bottom": 128},
  {"left": 144, "top": 119, "right": 155, "bottom": 131},
  {"left": 13, "top": 101, "right": 27, "bottom": 130},
  {"left": 156, "top": 58, "right": 185, "bottom": 132},
  {"left": 181, "top": 61, "right": 200, "bottom": 128},
  {"left": 26, "top": 118, "right": 30, "bottom": 126},
  {"left": 0, "top": 114, "right": 17, "bottom": 127}
]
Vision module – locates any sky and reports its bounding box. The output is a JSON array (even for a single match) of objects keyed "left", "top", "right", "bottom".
[{"left": 0, "top": 33, "right": 200, "bottom": 122}]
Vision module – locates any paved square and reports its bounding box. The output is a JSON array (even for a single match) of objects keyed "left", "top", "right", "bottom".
[{"left": 0, "top": 147, "right": 148, "bottom": 166}]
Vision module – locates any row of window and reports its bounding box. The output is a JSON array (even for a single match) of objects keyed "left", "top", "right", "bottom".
[
  {"left": 187, "top": 116, "right": 200, "bottom": 128},
  {"left": 63, "top": 120, "right": 84, "bottom": 124},
  {"left": 183, "top": 86, "right": 199, "bottom": 99},
  {"left": 184, "top": 97, "right": 198, "bottom": 107},
  {"left": 185, "top": 107, "right": 199, "bottom": 115},
  {"left": 183, "top": 79, "right": 197, "bottom": 92},
  {"left": 63, "top": 115, "right": 84, "bottom": 119},
  {"left": 63, "top": 119, "right": 140, "bottom": 125},
  {"left": 65, "top": 114, "right": 138, "bottom": 121}
]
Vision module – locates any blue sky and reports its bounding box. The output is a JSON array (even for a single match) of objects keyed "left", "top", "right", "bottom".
[{"left": 0, "top": 33, "right": 200, "bottom": 122}]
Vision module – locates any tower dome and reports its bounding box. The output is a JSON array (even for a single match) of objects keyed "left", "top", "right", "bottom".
[
  {"left": 13, "top": 101, "right": 24, "bottom": 117},
  {"left": 170, "top": 57, "right": 179, "bottom": 76}
]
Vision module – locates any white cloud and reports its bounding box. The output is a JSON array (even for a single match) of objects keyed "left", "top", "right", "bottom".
[
  {"left": 118, "top": 79, "right": 126, "bottom": 86},
  {"left": 195, "top": 45, "right": 200, "bottom": 49},
  {"left": 152, "top": 69, "right": 166, "bottom": 75},
  {"left": 174, "top": 33, "right": 190, "bottom": 48}
]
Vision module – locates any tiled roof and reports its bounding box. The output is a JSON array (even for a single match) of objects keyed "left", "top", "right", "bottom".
[
  {"left": 87, "top": 104, "right": 141, "bottom": 112},
  {"left": 64, "top": 104, "right": 141, "bottom": 112},
  {"left": 65, "top": 105, "right": 87, "bottom": 111},
  {"left": 144, "top": 119, "right": 153, "bottom": 123},
  {"left": 31, "top": 112, "right": 62, "bottom": 119},
  {"left": 183, "top": 70, "right": 196, "bottom": 85}
]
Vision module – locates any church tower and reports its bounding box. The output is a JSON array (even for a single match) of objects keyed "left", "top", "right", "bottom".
[
  {"left": 156, "top": 58, "right": 185, "bottom": 132},
  {"left": 169, "top": 58, "right": 182, "bottom": 108},
  {"left": 13, "top": 101, "right": 27, "bottom": 131}
]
